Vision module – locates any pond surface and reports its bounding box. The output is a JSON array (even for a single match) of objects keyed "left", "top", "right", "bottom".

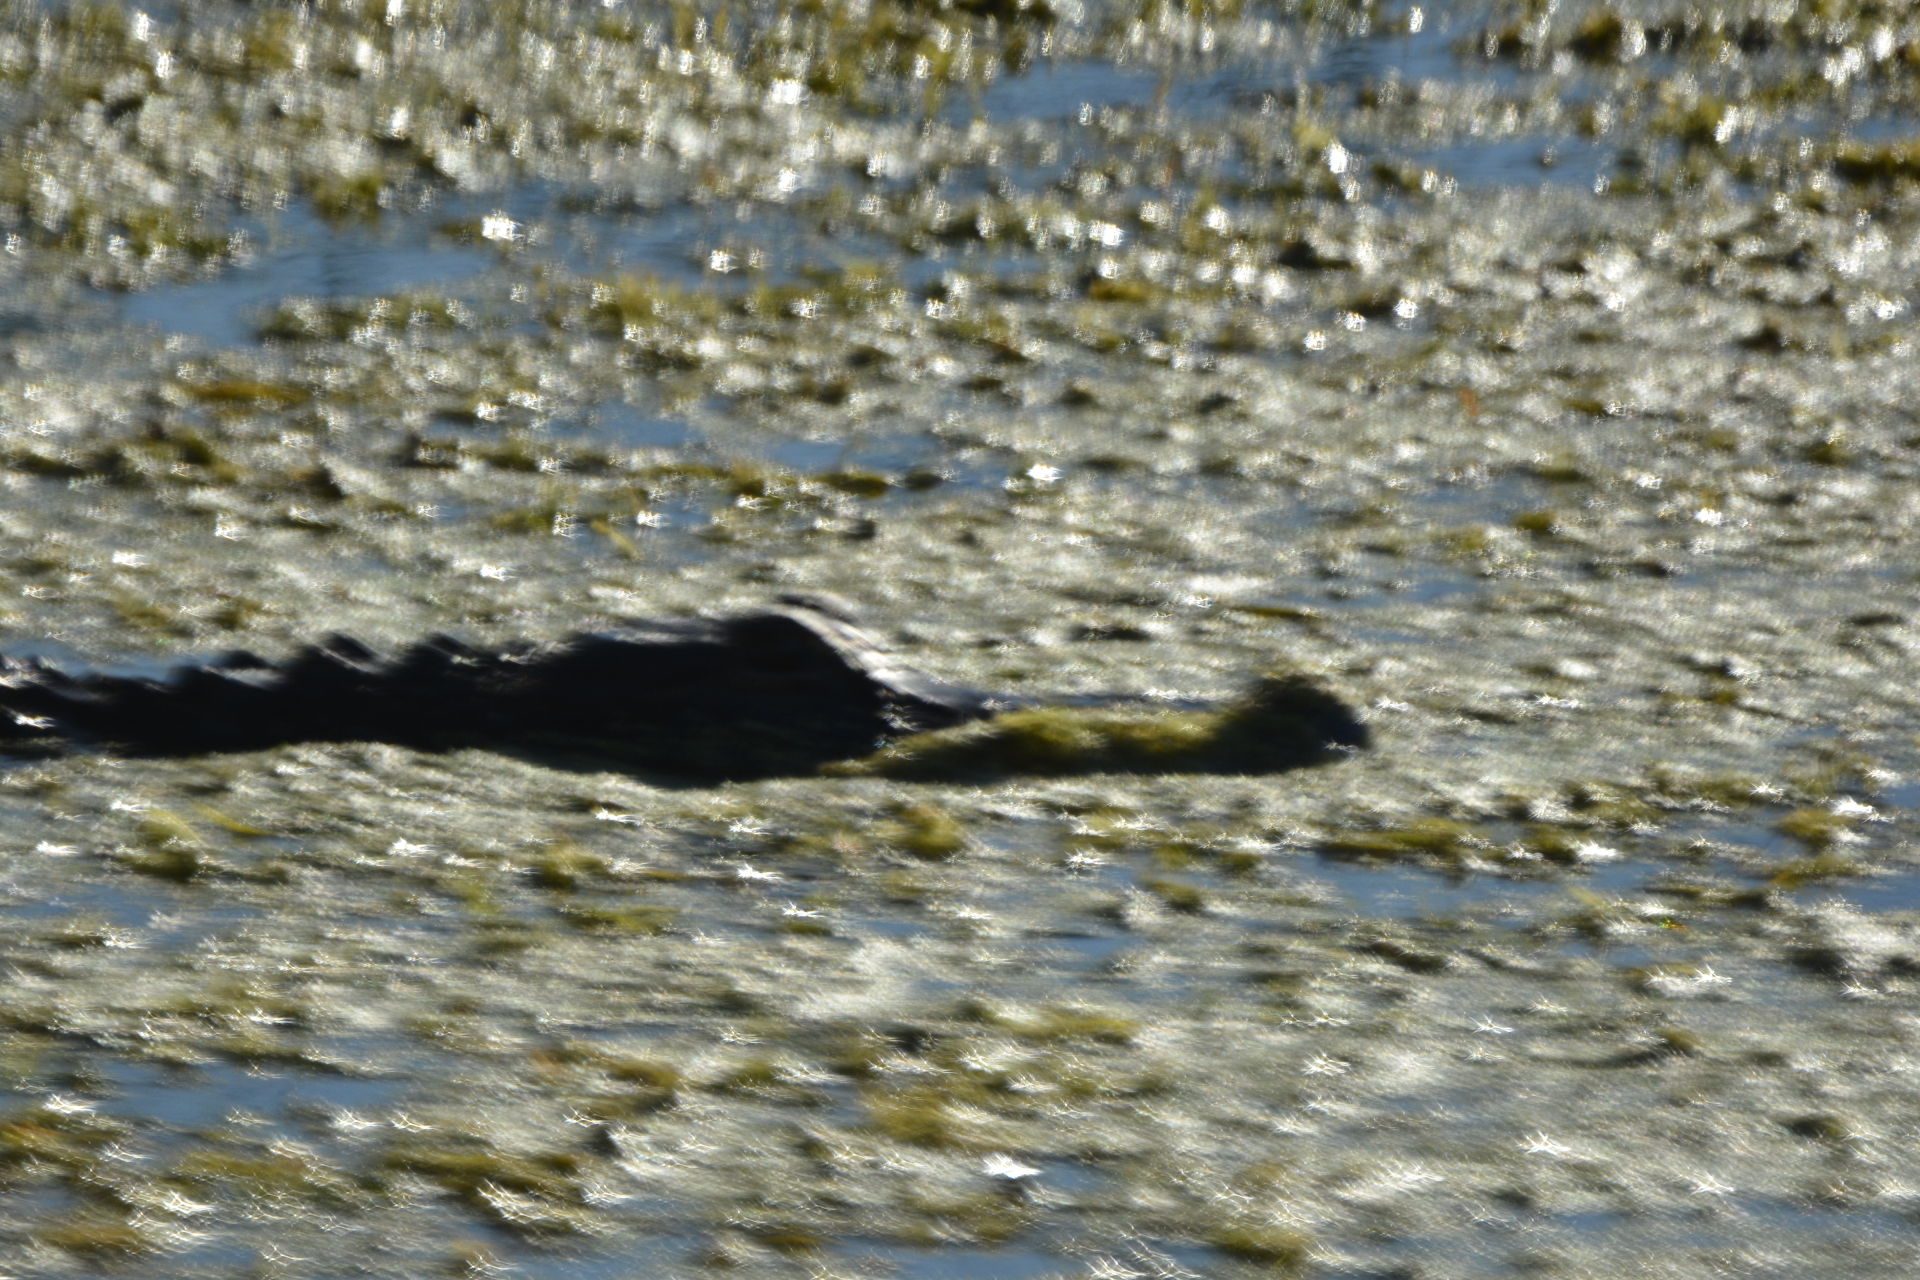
[{"left": 4, "top": 0, "right": 1920, "bottom": 1273}]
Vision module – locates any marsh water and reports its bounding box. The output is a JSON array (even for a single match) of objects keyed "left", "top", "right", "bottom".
[{"left": 3, "top": 0, "right": 1920, "bottom": 1274}]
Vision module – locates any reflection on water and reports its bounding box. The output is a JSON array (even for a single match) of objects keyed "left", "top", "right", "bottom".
[
  {"left": 961, "top": 16, "right": 1476, "bottom": 125},
  {"left": 95, "top": 1056, "right": 405, "bottom": 1131},
  {"left": 1803, "top": 873, "right": 1920, "bottom": 915},
  {"left": 122, "top": 201, "right": 494, "bottom": 348},
  {"left": 762, "top": 431, "right": 1005, "bottom": 488},
  {"left": 1316, "top": 14, "right": 1482, "bottom": 90},
  {"left": 958, "top": 61, "right": 1211, "bottom": 122},
  {"left": 114, "top": 190, "right": 852, "bottom": 348},
  {"left": 0, "top": 636, "right": 182, "bottom": 682},
  {"left": 587, "top": 403, "right": 698, "bottom": 451},
  {"left": 853, "top": 1244, "right": 1062, "bottom": 1280},
  {"left": 9, "top": 0, "right": 1920, "bottom": 1269},
  {"left": 1411, "top": 135, "right": 1622, "bottom": 190},
  {"left": 1309, "top": 853, "right": 1649, "bottom": 920},
  {"left": 107, "top": 24, "right": 1644, "bottom": 357}
]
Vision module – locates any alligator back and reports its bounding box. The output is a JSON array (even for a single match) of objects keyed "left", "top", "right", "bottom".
[{"left": 0, "top": 603, "right": 992, "bottom": 781}]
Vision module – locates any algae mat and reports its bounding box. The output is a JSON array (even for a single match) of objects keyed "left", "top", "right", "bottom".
[{"left": 3, "top": 0, "right": 1920, "bottom": 1273}]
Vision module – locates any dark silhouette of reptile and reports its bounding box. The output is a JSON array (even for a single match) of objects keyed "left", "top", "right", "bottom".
[{"left": 0, "top": 597, "right": 1368, "bottom": 781}]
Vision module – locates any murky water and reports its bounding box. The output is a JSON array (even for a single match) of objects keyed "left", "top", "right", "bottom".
[{"left": 5, "top": 0, "right": 1920, "bottom": 1272}]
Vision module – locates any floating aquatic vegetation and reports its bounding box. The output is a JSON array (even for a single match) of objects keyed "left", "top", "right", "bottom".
[
  {"left": 30, "top": 1211, "right": 156, "bottom": 1259},
  {"left": 173, "top": 1144, "right": 364, "bottom": 1208},
  {"left": 1321, "top": 816, "right": 1482, "bottom": 864},
  {"left": 883, "top": 802, "right": 970, "bottom": 859},
  {"left": 381, "top": 1137, "right": 599, "bottom": 1232},
  {"left": 1211, "top": 1223, "right": 1312, "bottom": 1269},
  {"left": 2, "top": 0, "right": 1920, "bottom": 1269}
]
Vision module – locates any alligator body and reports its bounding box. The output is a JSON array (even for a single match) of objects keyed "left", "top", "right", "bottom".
[
  {"left": 0, "top": 599, "right": 997, "bottom": 780},
  {"left": 0, "top": 598, "right": 1368, "bottom": 780}
]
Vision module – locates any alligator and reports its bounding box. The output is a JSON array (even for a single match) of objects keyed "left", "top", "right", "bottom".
[{"left": 0, "top": 597, "right": 1368, "bottom": 781}]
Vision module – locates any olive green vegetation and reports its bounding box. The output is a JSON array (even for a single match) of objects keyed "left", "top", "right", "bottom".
[
  {"left": 885, "top": 802, "right": 970, "bottom": 858},
  {"left": 0, "top": 0, "right": 1078, "bottom": 287},
  {"left": 1321, "top": 816, "right": 1482, "bottom": 862},
  {"left": 6, "top": 0, "right": 1920, "bottom": 1272}
]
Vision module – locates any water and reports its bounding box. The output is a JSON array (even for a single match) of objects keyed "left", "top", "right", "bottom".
[
  {"left": 106, "top": 27, "right": 1619, "bottom": 360},
  {"left": 94, "top": 1056, "right": 405, "bottom": 1130},
  {"left": 12, "top": 0, "right": 1920, "bottom": 1273},
  {"left": 1413, "top": 134, "right": 1622, "bottom": 189},
  {"left": 114, "top": 187, "right": 896, "bottom": 349},
  {"left": 959, "top": 61, "right": 1226, "bottom": 123},
  {"left": 123, "top": 202, "right": 495, "bottom": 349},
  {"left": 588, "top": 402, "right": 698, "bottom": 451},
  {"left": 856, "top": 1244, "right": 1063, "bottom": 1280},
  {"left": 0, "top": 636, "right": 188, "bottom": 682},
  {"left": 960, "top": 15, "right": 1479, "bottom": 125},
  {"left": 1309, "top": 853, "right": 1648, "bottom": 918}
]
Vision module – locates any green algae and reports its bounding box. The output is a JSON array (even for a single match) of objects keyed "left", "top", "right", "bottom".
[
  {"left": 0, "top": 1102, "right": 125, "bottom": 1173},
  {"left": 0, "top": 0, "right": 1919, "bottom": 1272},
  {"left": 32, "top": 1211, "right": 155, "bottom": 1259},
  {"left": 174, "top": 1145, "right": 364, "bottom": 1206},
  {"left": 1768, "top": 853, "right": 1865, "bottom": 888},
  {"left": 118, "top": 808, "right": 210, "bottom": 879},
  {"left": 1776, "top": 806, "right": 1861, "bottom": 851},
  {"left": 556, "top": 901, "right": 678, "bottom": 933},
  {"left": 957, "top": 999, "right": 1139, "bottom": 1045},
  {"left": 1141, "top": 874, "right": 1207, "bottom": 911},
  {"left": 885, "top": 803, "right": 970, "bottom": 860},
  {"left": 382, "top": 1138, "right": 598, "bottom": 1232},
  {"left": 524, "top": 839, "right": 611, "bottom": 890},
  {"left": 1212, "top": 1224, "right": 1312, "bottom": 1269},
  {"left": 1321, "top": 816, "right": 1482, "bottom": 863}
]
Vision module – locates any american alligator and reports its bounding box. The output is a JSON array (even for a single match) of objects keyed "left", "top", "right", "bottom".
[{"left": 0, "top": 597, "right": 1368, "bottom": 780}]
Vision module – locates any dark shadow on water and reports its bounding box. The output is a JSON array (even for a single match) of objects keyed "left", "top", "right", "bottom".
[{"left": 109, "top": 25, "right": 1631, "bottom": 358}]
